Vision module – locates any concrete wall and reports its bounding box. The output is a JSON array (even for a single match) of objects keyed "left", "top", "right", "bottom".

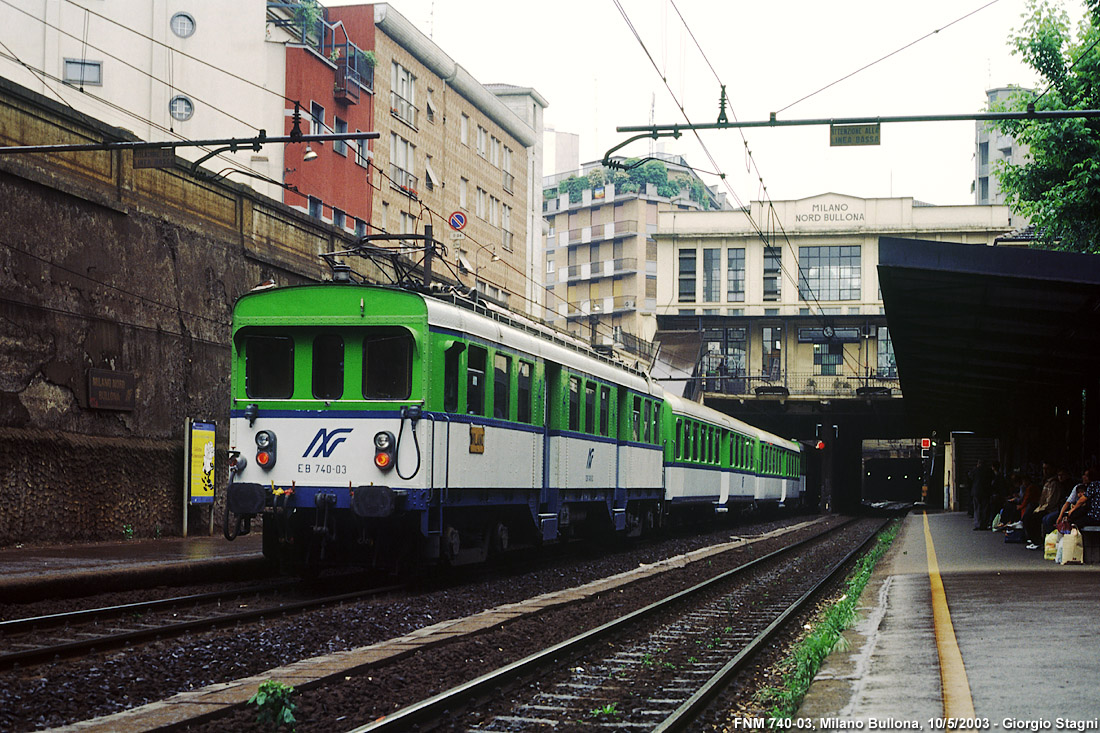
[{"left": 0, "top": 77, "right": 378, "bottom": 546}]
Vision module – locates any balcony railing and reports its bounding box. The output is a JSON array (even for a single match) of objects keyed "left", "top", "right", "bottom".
[
  {"left": 390, "top": 90, "right": 419, "bottom": 128},
  {"left": 692, "top": 369, "right": 900, "bottom": 399},
  {"left": 389, "top": 163, "right": 418, "bottom": 199}
]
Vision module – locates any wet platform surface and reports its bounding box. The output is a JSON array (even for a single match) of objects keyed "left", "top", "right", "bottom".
[
  {"left": 799, "top": 511, "right": 1100, "bottom": 725},
  {"left": 0, "top": 532, "right": 264, "bottom": 601}
]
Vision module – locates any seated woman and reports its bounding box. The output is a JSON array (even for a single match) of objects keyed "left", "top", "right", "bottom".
[{"left": 1058, "top": 470, "right": 1100, "bottom": 530}]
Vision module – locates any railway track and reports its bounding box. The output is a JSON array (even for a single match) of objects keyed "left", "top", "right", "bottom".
[
  {"left": 0, "top": 578, "right": 404, "bottom": 669},
  {"left": 346, "top": 517, "right": 889, "bottom": 732}
]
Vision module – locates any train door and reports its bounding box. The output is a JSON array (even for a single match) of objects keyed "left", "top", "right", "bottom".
[{"left": 539, "top": 361, "right": 562, "bottom": 541}]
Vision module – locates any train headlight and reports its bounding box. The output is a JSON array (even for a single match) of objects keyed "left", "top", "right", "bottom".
[
  {"left": 374, "top": 430, "right": 396, "bottom": 471},
  {"left": 255, "top": 430, "right": 277, "bottom": 470}
]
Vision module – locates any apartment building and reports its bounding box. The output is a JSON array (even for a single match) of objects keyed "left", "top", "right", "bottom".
[
  {"left": 542, "top": 154, "right": 721, "bottom": 357},
  {"left": 655, "top": 193, "right": 1015, "bottom": 408},
  {"left": 0, "top": 1, "right": 293, "bottom": 198},
  {"left": 350, "top": 4, "right": 540, "bottom": 310},
  {"left": 975, "top": 86, "right": 1030, "bottom": 209}
]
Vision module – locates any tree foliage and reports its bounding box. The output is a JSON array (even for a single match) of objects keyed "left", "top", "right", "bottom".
[{"left": 995, "top": 0, "right": 1100, "bottom": 252}]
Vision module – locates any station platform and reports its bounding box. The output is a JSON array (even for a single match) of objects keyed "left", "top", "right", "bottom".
[
  {"left": 798, "top": 510, "right": 1100, "bottom": 725},
  {"left": 0, "top": 532, "right": 265, "bottom": 602}
]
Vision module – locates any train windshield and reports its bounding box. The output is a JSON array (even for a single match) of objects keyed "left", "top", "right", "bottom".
[{"left": 245, "top": 336, "right": 294, "bottom": 398}]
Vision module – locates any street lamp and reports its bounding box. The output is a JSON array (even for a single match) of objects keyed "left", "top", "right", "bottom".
[{"left": 473, "top": 249, "right": 501, "bottom": 296}]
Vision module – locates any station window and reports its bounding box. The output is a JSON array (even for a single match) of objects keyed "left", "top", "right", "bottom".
[
  {"left": 568, "top": 376, "right": 580, "bottom": 431},
  {"left": 493, "top": 353, "right": 511, "bottom": 419},
  {"left": 312, "top": 334, "right": 344, "bottom": 400},
  {"left": 245, "top": 335, "right": 293, "bottom": 399},
  {"left": 517, "top": 360, "right": 533, "bottom": 423},
  {"left": 467, "top": 346, "right": 487, "bottom": 415},
  {"left": 363, "top": 328, "right": 413, "bottom": 399}
]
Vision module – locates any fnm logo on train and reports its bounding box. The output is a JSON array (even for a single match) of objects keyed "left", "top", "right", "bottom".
[{"left": 303, "top": 428, "right": 354, "bottom": 458}]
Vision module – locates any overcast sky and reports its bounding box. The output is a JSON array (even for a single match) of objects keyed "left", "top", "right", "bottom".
[{"left": 330, "top": 0, "right": 1085, "bottom": 205}]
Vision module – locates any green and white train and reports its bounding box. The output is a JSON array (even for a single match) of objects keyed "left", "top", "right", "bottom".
[{"left": 224, "top": 282, "right": 804, "bottom": 571}]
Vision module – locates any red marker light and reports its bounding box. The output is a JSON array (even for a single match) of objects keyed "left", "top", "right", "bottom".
[
  {"left": 256, "top": 451, "right": 272, "bottom": 467},
  {"left": 374, "top": 451, "right": 392, "bottom": 469},
  {"left": 815, "top": 440, "right": 826, "bottom": 450}
]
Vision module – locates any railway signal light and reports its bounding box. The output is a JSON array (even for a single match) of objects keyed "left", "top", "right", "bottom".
[{"left": 255, "top": 430, "right": 277, "bottom": 470}]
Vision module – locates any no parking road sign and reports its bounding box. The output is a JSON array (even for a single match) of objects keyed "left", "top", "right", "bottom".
[{"left": 449, "top": 211, "right": 467, "bottom": 231}]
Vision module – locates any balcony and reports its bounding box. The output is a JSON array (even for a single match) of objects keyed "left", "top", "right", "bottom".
[
  {"left": 334, "top": 61, "right": 360, "bottom": 105},
  {"left": 389, "top": 163, "right": 418, "bottom": 199},
  {"left": 390, "top": 90, "right": 419, "bottom": 128}
]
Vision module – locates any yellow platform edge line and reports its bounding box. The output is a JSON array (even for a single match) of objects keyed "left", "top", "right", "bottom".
[{"left": 922, "top": 511, "right": 976, "bottom": 719}]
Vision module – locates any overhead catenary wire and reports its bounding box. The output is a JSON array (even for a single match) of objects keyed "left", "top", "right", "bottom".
[{"left": 618, "top": 0, "right": 867, "bottom": 376}]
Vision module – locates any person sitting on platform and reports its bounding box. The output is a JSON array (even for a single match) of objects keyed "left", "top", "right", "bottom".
[
  {"left": 1024, "top": 466, "right": 1072, "bottom": 549},
  {"left": 1059, "top": 470, "right": 1100, "bottom": 530}
]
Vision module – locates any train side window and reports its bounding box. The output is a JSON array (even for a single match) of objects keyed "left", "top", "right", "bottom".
[
  {"left": 692, "top": 422, "right": 699, "bottom": 461},
  {"left": 363, "top": 327, "right": 413, "bottom": 399},
  {"left": 568, "top": 376, "right": 580, "bottom": 431},
  {"left": 675, "top": 418, "right": 683, "bottom": 459},
  {"left": 599, "top": 385, "right": 611, "bottom": 436},
  {"left": 444, "top": 343, "right": 463, "bottom": 413},
  {"left": 584, "top": 382, "right": 597, "bottom": 434},
  {"left": 493, "top": 353, "right": 511, "bottom": 419},
  {"left": 467, "top": 346, "right": 487, "bottom": 415},
  {"left": 652, "top": 403, "right": 661, "bottom": 443},
  {"left": 246, "top": 335, "right": 294, "bottom": 398},
  {"left": 631, "top": 396, "right": 641, "bottom": 442},
  {"left": 312, "top": 334, "right": 344, "bottom": 400},
  {"left": 517, "top": 360, "right": 533, "bottom": 423},
  {"left": 642, "top": 401, "right": 652, "bottom": 443}
]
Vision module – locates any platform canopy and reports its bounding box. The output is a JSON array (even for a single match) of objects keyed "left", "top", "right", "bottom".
[{"left": 877, "top": 237, "right": 1100, "bottom": 434}]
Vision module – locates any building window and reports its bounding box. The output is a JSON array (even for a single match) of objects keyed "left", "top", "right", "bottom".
[
  {"left": 63, "top": 59, "right": 102, "bottom": 86},
  {"left": 333, "top": 117, "right": 347, "bottom": 157},
  {"left": 390, "top": 133, "right": 416, "bottom": 195},
  {"left": 763, "top": 246, "right": 781, "bottom": 302},
  {"left": 489, "top": 196, "right": 500, "bottom": 226},
  {"left": 489, "top": 136, "right": 501, "bottom": 167},
  {"left": 354, "top": 130, "right": 369, "bottom": 167},
  {"left": 877, "top": 327, "right": 897, "bottom": 378},
  {"left": 476, "top": 126, "right": 487, "bottom": 157},
  {"left": 702, "top": 247, "right": 721, "bottom": 302},
  {"left": 460, "top": 114, "right": 469, "bottom": 145},
  {"left": 390, "top": 61, "right": 417, "bottom": 127},
  {"left": 355, "top": 218, "right": 367, "bottom": 237},
  {"left": 813, "top": 342, "right": 843, "bottom": 376},
  {"left": 333, "top": 208, "right": 346, "bottom": 230},
  {"left": 459, "top": 177, "right": 468, "bottom": 209},
  {"left": 310, "top": 101, "right": 325, "bottom": 137},
  {"left": 726, "top": 248, "right": 745, "bottom": 302},
  {"left": 308, "top": 196, "right": 322, "bottom": 219},
  {"left": 170, "top": 12, "right": 196, "bottom": 38},
  {"left": 425, "top": 88, "right": 436, "bottom": 123},
  {"left": 476, "top": 187, "right": 487, "bottom": 220},
  {"left": 762, "top": 326, "right": 782, "bottom": 379},
  {"left": 502, "top": 204, "right": 513, "bottom": 251},
  {"left": 678, "top": 249, "right": 696, "bottom": 302},
  {"left": 798, "top": 245, "right": 861, "bottom": 301},
  {"left": 168, "top": 95, "right": 194, "bottom": 121}
]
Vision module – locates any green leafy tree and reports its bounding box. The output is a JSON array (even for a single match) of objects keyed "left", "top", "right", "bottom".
[{"left": 995, "top": 0, "right": 1100, "bottom": 252}]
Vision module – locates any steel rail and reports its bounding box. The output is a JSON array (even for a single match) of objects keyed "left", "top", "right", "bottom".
[
  {"left": 347, "top": 517, "right": 875, "bottom": 733},
  {"left": 0, "top": 582, "right": 404, "bottom": 669},
  {"left": 653, "top": 518, "right": 890, "bottom": 732}
]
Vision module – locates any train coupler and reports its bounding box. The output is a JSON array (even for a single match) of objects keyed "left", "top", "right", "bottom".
[{"left": 313, "top": 492, "right": 337, "bottom": 537}]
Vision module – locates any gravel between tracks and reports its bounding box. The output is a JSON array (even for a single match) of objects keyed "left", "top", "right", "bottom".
[{"left": 0, "top": 515, "right": 843, "bottom": 732}]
